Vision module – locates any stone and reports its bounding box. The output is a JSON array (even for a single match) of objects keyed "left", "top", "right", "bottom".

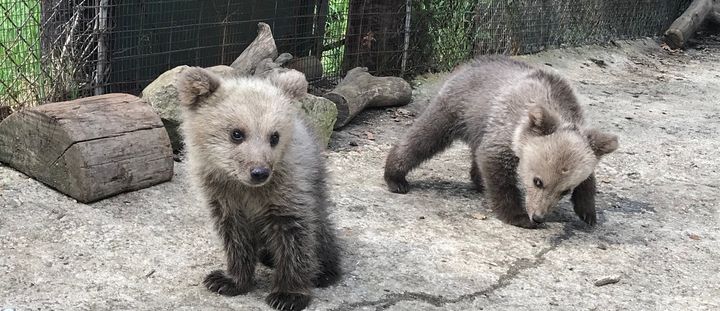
[
  {"left": 297, "top": 94, "right": 338, "bottom": 147},
  {"left": 141, "top": 65, "right": 189, "bottom": 153}
]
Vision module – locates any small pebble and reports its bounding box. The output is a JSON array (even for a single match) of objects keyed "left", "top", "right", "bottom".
[
  {"left": 594, "top": 275, "right": 621, "bottom": 286},
  {"left": 470, "top": 212, "right": 488, "bottom": 220}
]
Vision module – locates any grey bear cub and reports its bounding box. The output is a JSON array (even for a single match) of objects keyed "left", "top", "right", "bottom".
[
  {"left": 176, "top": 67, "right": 341, "bottom": 311},
  {"left": 384, "top": 56, "right": 619, "bottom": 229}
]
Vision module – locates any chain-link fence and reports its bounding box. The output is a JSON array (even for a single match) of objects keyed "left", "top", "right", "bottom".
[{"left": 0, "top": 0, "right": 692, "bottom": 111}]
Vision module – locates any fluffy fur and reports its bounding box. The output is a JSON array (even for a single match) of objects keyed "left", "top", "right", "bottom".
[
  {"left": 177, "top": 67, "right": 341, "bottom": 311},
  {"left": 384, "top": 56, "right": 618, "bottom": 228}
]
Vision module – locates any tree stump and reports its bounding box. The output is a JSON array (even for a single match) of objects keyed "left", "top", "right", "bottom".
[
  {"left": 0, "top": 93, "right": 174, "bottom": 203},
  {"left": 324, "top": 67, "right": 412, "bottom": 129}
]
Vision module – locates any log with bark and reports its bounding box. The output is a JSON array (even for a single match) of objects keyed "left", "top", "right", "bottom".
[
  {"left": 0, "top": 93, "right": 174, "bottom": 203},
  {"left": 323, "top": 67, "right": 412, "bottom": 129},
  {"left": 664, "top": 0, "right": 720, "bottom": 49}
]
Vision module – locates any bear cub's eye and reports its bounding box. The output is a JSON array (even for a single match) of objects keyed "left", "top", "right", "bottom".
[
  {"left": 230, "top": 129, "right": 245, "bottom": 143},
  {"left": 269, "top": 131, "right": 280, "bottom": 147},
  {"left": 560, "top": 189, "right": 570, "bottom": 196},
  {"left": 533, "top": 177, "right": 544, "bottom": 189}
]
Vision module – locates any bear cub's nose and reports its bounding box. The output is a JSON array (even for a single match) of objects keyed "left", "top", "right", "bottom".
[
  {"left": 250, "top": 167, "right": 271, "bottom": 183},
  {"left": 531, "top": 214, "right": 545, "bottom": 224}
]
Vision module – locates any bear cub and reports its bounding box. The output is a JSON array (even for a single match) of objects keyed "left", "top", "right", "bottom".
[
  {"left": 176, "top": 67, "right": 341, "bottom": 311},
  {"left": 384, "top": 56, "right": 619, "bottom": 229}
]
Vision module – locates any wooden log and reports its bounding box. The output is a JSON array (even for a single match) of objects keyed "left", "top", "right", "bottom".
[
  {"left": 254, "top": 53, "right": 294, "bottom": 77},
  {"left": 0, "top": 93, "right": 173, "bottom": 203},
  {"left": 323, "top": 67, "right": 412, "bottom": 129},
  {"left": 664, "top": 0, "right": 718, "bottom": 49},
  {"left": 230, "top": 22, "right": 279, "bottom": 75},
  {"left": 285, "top": 56, "right": 324, "bottom": 81}
]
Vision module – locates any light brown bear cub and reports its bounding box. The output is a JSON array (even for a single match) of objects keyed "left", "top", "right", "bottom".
[
  {"left": 384, "top": 56, "right": 618, "bottom": 229},
  {"left": 176, "top": 67, "right": 341, "bottom": 311}
]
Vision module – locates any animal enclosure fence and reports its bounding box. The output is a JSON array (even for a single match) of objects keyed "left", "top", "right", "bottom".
[{"left": 0, "top": 0, "right": 692, "bottom": 111}]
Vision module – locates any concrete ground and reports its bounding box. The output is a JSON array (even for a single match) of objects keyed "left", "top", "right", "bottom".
[{"left": 2, "top": 35, "right": 719, "bottom": 311}]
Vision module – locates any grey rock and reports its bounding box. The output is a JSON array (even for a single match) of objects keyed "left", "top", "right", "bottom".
[
  {"left": 141, "top": 65, "right": 189, "bottom": 153},
  {"left": 297, "top": 94, "right": 338, "bottom": 147}
]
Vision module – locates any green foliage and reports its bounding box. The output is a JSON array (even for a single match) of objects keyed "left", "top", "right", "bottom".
[
  {"left": 0, "top": 0, "right": 42, "bottom": 109},
  {"left": 321, "top": 0, "right": 349, "bottom": 76},
  {"left": 412, "top": 0, "right": 478, "bottom": 73}
]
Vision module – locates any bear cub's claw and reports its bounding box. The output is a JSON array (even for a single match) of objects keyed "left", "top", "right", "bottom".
[
  {"left": 203, "top": 270, "right": 252, "bottom": 296},
  {"left": 266, "top": 292, "right": 311, "bottom": 311},
  {"left": 385, "top": 175, "right": 409, "bottom": 194},
  {"left": 577, "top": 211, "right": 597, "bottom": 226}
]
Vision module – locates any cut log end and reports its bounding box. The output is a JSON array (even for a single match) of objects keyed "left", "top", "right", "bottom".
[
  {"left": 663, "top": 0, "right": 716, "bottom": 49},
  {"left": 323, "top": 93, "right": 350, "bottom": 127},
  {"left": 664, "top": 29, "right": 685, "bottom": 49}
]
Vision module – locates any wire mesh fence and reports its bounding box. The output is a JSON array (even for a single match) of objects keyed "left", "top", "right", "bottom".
[{"left": 0, "top": 0, "right": 692, "bottom": 111}]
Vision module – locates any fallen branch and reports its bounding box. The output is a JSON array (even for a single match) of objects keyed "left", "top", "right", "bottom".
[
  {"left": 323, "top": 67, "right": 412, "bottom": 129},
  {"left": 664, "top": 0, "right": 720, "bottom": 49}
]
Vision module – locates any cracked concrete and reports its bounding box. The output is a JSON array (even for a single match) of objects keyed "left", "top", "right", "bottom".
[{"left": 2, "top": 35, "right": 720, "bottom": 310}]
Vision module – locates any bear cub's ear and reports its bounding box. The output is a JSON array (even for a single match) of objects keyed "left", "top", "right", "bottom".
[
  {"left": 585, "top": 128, "right": 619, "bottom": 157},
  {"left": 175, "top": 67, "right": 222, "bottom": 109},
  {"left": 265, "top": 69, "right": 309, "bottom": 100},
  {"left": 526, "top": 105, "right": 559, "bottom": 136}
]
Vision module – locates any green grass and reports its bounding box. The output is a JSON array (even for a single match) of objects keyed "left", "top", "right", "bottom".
[
  {"left": 419, "top": 0, "right": 477, "bottom": 71},
  {"left": 321, "top": 0, "right": 349, "bottom": 77},
  {"left": 320, "top": 0, "right": 478, "bottom": 77},
  {"left": 0, "top": 0, "right": 43, "bottom": 109}
]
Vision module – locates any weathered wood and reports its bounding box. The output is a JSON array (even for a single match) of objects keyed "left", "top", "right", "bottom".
[
  {"left": 664, "top": 0, "right": 719, "bottom": 49},
  {"left": 230, "top": 22, "right": 278, "bottom": 75},
  {"left": 0, "top": 93, "right": 173, "bottom": 203},
  {"left": 286, "top": 56, "right": 324, "bottom": 81},
  {"left": 254, "top": 53, "right": 294, "bottom": 77},
  {"left": 323, "top": 67, "right": 412, "bottom": 129}
]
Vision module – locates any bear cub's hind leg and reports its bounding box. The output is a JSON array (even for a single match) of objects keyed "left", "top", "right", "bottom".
[
  {"left": 384, "top": 100, "right": 457, "bottom": 194},
  {"left": 312, "top": 221, "right": 342, "bottom": 288},
  {"left": 470, "top": 148, "right": 485, "bottom": 192}
]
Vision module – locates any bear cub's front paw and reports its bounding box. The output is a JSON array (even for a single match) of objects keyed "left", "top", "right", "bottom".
[
  {"left": 575, "top": 208, "right": 597, "bottom": 226},
  {"left": 203, "top": 270, "right": 252, "bottom": 296},
  {"left": 384, "top": 174, "right": 409, "bottom": 194},
  {"left": 266, "top": 292, "right": 311, "bottom": 311}
]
